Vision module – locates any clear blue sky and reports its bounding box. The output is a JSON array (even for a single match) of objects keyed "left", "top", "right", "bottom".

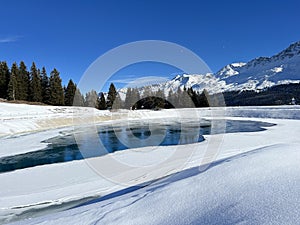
[{"left": 1, "top": 0, "right": 300, "bottom": 91}]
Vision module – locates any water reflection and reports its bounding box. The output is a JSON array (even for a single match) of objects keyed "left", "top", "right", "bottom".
[{"left": 0, "top": 119, "right": 275, "bottom": 173}]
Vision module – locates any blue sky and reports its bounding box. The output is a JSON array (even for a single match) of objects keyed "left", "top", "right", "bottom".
[{"left": 1, "top": 0, "right": 300, "bottom": 91}]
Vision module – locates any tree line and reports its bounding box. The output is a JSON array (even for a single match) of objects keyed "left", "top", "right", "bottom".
[
  {"left": 95, "top": 85, "right": 212, "bottom": 110},
  {"left": 0, "top": 61, "right": 213, "bottom": 109},
  {"left": 222, "top": 83, "right": 300, "bottom": 106},
  {"left": 58, "top": 82, "right": 212, "bottom": 110},
  {"left": 0, "top": 61, "right": 83, "bottom": 106}
]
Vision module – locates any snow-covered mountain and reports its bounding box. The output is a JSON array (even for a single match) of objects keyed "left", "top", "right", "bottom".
[
  {"left": 118, "top": 74, "right": 229, "bottom": 100},
  {"left": 162, "top": 73, "right": 227, "bottom": 94},
  {"left": 118, "top": 41, "right": 300, "bottom": 97},
  {"left": 216, "top": 62, "right": 247, "bottom": 79},
  {"left": 215, "top": 40, "right": 300, "bottom": 91}
]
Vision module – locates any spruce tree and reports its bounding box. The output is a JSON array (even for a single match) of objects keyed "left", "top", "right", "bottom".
[
  {"left": 85, "top": 90, "right": 98, "bottom": 108},
  {"left": 198, "top": 89, "right": 209, "bottom": 107},
  {"left": 155, "top": 89, "right": 165, "bottom": 108},
  {"left": 176, "top": 87, "right": 183, "bottom": 108},
  {"left": 41, "top": 67, "right": 51, "bottom": 104},
  {"left": 167, "top": 90, "right": 175, "bottom": 107},
  {"left": 7, "top": 63, "right": 19, "bottom": 101},
  {"left": 49, "top": 68, "right": 64, "bottom": 105},
  {"left": 112, "top": 93, "right": 123, "bottom": 110},
  {"left": 124, "top": 88, "right": 140, "bottom": 109},
  {"left": 29, "top": 63, "right": 42, "bottom": 102},
  {"left": 64, "top": 79, "right": 77, "bottom": 106},
  {"left": 124, "top": 88, "right": 132, "bottom": 109},
  {"left": 0, "top": 61, "right": 10, "bottom": 99},
  {"left": 132, "top": 88, "right": 140, "bottom": 109},
  {"left": 18, "top": 61, "right": 30, "bottom": 101},
  {"left": 181, "top": 86, "right": 194, "bottom": 108},
  {"left": 188, "top": 88, "right": 198, "bottom": 107},
  {"left": 97, "top": 92, "right": 107, "bottom": 110},
  {"left": 73, "top": 88, "right": 85, "bottom": 106},
  {"left": 106, "top": 83, "right": 117, "bottom": 109}
]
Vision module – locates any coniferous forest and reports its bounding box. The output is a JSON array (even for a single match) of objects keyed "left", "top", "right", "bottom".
[
  {"left": 0, "top": 61, "right": 212, "bottom": 110},
  {"left": 1, "top": 61, "right": 299, "bottom": 110},
  {"left": 0, "top": 61, "right": 82, "bottom": 106}
]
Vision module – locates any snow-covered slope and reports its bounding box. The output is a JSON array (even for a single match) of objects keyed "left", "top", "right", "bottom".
[
  {"left": 216, "top": 62, "right": 247, "bottom": 79},
  {"left": 17, "top": 144, "right": 300, "bottom": 225},
  {"left": 216, "top": 41, "right": 300, "bottom": 91},
  {"left": 118, "top": 74, "right": 230, "bottom": 97},
  {"left": 161, "top": 73, "right": 228, "bottom": 95},
  {"left": 117, "top": 41, "right": 300, "bottom": 96},
  {"left": 2, "top": 105, "right": 300, "bottom": 224},
  {"left": 0, "top": 102, "right": 112, "bottom": 138}
]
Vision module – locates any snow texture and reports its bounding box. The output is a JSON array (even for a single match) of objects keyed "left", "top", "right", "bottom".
[{"left": 0, "top": 103, "right": 299, "bottom": 224}]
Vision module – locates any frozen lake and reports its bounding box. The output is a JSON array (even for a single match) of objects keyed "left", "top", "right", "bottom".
[{"left": 0, "top": 119, "right": 274, "bottom": 174}]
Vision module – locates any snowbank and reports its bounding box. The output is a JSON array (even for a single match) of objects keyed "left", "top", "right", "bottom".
[
  {"left": 1, "top": 102, "right": 299, "bottom": 139},
  {"left": 1, "top": 117, "right": 300, "bottom": 224},
  {"left": 1, "top": 103, "right": 300, "bottom": 224},
  {"left": 0, "top": 102, "right": 112, "bottom": 137},
  {"left": 18, "top": 144, "right": 300, "bottom": 225}
]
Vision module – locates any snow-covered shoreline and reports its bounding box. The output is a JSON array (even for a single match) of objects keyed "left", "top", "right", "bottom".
[
  {"left": 1, "top": 102, "right": 300, "bottom": 138},
  {"left": 1, "top": 103, "right": 300, "bottom": 224},
  {"left": 0, "top": 102, "right": 112, "bottom": 138},
  {"left": 1, "top": 102, "right": 300, "bottom": 159}
]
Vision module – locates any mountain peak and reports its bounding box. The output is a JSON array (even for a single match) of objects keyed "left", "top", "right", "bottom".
[
  {"left": 118, "top": 40, "right": 300, "bottom": 97},
  {"left": 274, "top": 41, "right": 300, "bottom": 60},
  {"left": 216, "top": 62, "right": 246, "bottom": 79},
  {"left": 168, "top": 40, "right": 300, "bottom": 93}
]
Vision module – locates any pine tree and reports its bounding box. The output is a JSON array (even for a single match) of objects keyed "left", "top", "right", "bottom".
[
  {"left": 181, "top": 86, "right": 194, "bottom": 108},
  {"left": 97, "top": 92, "right": 107, "bottom": 110},
  {"left": 124, "top": 87, "right": 140, "bottom": 109},
  {"left": 29, "top": 63, "right": 42, "bottom": 102},
  {"left": 155, "top": 89, "right": 165, "bottom": 108},
  {"left": 106, "top": 83, "right": 117, "bottom": 109},
  {"left": 198, "top": 89, "right": 209, "bottom": 107},
  {"left": 49, "top": 68, "right": 64, "bottom": 105},
  {"left": 176, "top": 87, "right": 183, "bottom": 108},
  {"left": 7, "top": 63, "right": 19, "bottom": 101},
  {"left": 188, "top": 88, "right": 198, "bottom": 107},
  {"left": 85, "top": 90, "right": 98, "bottom": 108},
  {"left": 73, "top": 88, "right": 85, "bottom": 106},
  {"left": 132, "top": 88, "right": 140, "bottom": 109},
  {"left": 167, "top": 90, "right": 176, "bottom": 107},
  {"left": 64, "top": 79, "right": 77, "bottom": 106},
  {"left": 0, "top": 61, "right": 10, "bottom": 99},
  {"left": 18, "top": 61, "right": 30, "bottom": 101},
  {"left": 112, "top": 93, "right": 123, "bottom": 110},
  {"left": 124, "top": 88, "right": 132, "bottom": 109},
  {"left": 41, "top": 67, "right": 51, "bottom": 104}
]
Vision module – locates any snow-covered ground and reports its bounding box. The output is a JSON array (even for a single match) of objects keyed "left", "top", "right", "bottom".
[
  {"left": 0, "top": 102, "right": 179, "bottom": 157},
  {"left": 0, "top": 102, "right": 112, "bottom": 138},
  {"left": 1, "top": 103, "right": 300, "bottom": 224},
  {"left": 15, "top": 143, "right": 299, "bottom": 225}
]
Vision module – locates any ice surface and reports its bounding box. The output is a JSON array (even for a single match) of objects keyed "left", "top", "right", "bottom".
[{"left": 1, "top": 103, "right": 300, "bottom": 224}]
